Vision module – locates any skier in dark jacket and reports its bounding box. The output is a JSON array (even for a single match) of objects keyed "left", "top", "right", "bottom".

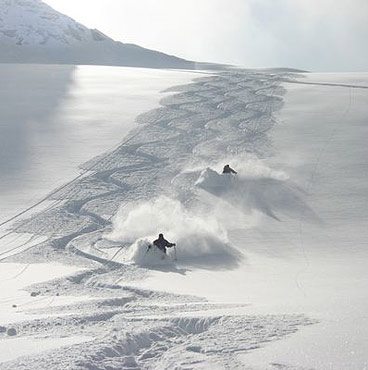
[
  {"left": 223, "top": 164, "right": 237, "bottom": 174},
  {"left": 152, "top": 233, "right": 176, "bottom": 254}
]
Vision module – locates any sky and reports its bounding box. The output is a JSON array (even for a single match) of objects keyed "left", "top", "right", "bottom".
[{"left": 44, "top": 0, "right": 368, "bottom": 72}]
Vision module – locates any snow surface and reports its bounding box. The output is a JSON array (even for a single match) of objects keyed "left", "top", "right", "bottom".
[
  {"left": 0, "top": 64, "right": 199, "bottom": 224},
  {"left": 0, "top": 69, "right": 367, "bottom": 369},
  {"left": 0, "top": 335, "right": 92, "bottom": 364},
  {"left": 0, "top": 263, "right": 86, "bottom": 323}
]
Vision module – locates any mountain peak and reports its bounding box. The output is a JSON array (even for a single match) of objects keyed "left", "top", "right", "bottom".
[
  {"left": 0, "top": 0, "right": 196, "bottom": 69},
  {"left": 0, "top": 0, "right": 110, "bottom": 47}
]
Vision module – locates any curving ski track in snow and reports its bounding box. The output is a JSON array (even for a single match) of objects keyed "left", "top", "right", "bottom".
[{"left": 0, "top": 71, "right": 315, "bottom": 369}]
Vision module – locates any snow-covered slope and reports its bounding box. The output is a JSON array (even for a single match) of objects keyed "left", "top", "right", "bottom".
[
  {"left": 0, "top": 69, "right": 367, "bottom": 369},
  {"left": 0, "top": 0, "right": 195, "bottom": 68}
]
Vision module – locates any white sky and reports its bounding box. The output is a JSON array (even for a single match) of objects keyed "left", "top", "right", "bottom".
[{"left": 44, "top": 0, "right": 368, "bottom": 72}]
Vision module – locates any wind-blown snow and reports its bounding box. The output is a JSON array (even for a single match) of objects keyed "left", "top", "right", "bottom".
[
  {"left": 195, "top": 166, "right": 318, "bottom": 222},
  {"left": 107, "top": 196, "right": 240, "bottom": 268}
]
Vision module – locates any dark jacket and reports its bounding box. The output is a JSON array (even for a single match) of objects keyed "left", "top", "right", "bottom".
[
  {"left": 153, "top": 237, "right": 175, "bottom": 252},
  {"left": 223, "top": 165, "right": 237, "bottom": 174}
]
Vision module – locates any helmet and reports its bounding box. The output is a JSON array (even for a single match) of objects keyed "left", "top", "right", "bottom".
[{"left": 158, "top": 233, "right": 164, "bottom": 238}]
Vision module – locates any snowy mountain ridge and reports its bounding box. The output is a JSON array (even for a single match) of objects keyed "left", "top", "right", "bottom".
[
  {"left": 0, "top": 0, "right": 196, "bottom": 68},
  {"left": 0, "top": 0, "right": 109, "bottom": 46}
]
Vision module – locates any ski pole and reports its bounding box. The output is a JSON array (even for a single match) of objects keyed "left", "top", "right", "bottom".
[
  {"left": 174, "top": 245, "right": 177, "bottom": 261},
  {"left": 144, "top": 244, "right": 151, "bottom": 258},
  {"left": 110, "top": 245, "right": 124, "bottom": 262}
]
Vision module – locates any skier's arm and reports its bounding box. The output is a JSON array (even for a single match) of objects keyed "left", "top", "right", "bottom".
[{"left": 231, "top": 168, "right": 237, "bottom": 174}]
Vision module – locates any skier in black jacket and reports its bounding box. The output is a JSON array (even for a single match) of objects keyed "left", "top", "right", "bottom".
[
  {"left": 152, "top": 233, "right": 176, "bottom": 254},
  {"left": 222, "top": 164, "right": 237, "bottom": 174}
]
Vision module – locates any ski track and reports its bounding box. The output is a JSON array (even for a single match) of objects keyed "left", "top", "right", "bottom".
[{"left": 0, "top": 71, "right": 315, "bottom": 369}]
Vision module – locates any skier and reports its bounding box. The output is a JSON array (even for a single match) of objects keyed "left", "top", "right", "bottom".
[
  {"left": 222, "top": 164, "right": 237, "bottom": 174},
  {"left": 152, "top": 233, "right": 176, "bottom": 254}
]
